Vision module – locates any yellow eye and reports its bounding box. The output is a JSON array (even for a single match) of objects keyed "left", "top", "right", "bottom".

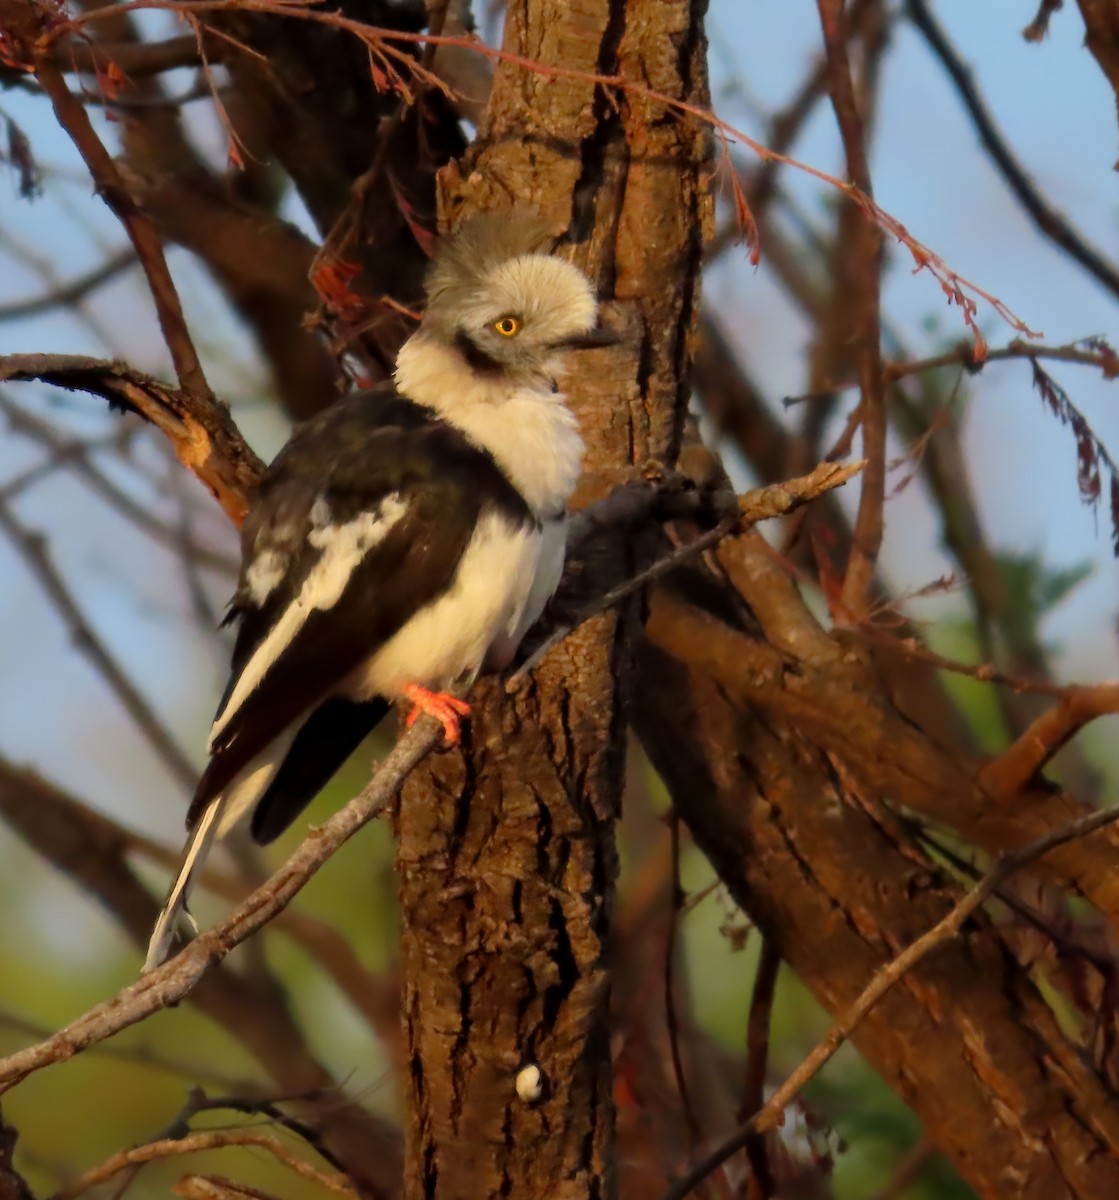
[{"left": 494, "top": 316, "right": 521, "bottom": 337}]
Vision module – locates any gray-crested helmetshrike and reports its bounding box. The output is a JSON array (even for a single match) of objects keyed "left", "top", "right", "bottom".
[{"left": 144, "top": 212, "right": 615, "bottom": 971}]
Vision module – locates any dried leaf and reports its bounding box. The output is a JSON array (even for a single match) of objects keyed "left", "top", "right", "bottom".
[
  {"left": 390, "top": 176, "right": 437, "bottom": 257},
  {"left": 311, "top": 258, "right": 366, "bottom": 322},
  {"left": 95, "top": 60, "right": 127, "bottom": 102},
  {"left": 1029, "top": 359, "right": 1119, "bottom": 554}
]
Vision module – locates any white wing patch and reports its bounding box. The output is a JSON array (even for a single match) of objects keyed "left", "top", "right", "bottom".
[
  {"left": 210, "top": 492, "right": 408, "bottom": 747},
  {"left": 245, "top": 548, "right": 286, "bottom": 605}
]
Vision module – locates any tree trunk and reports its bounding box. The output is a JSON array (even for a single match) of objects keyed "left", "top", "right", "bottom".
[{"left": 394, "top": 3, "right": 712, "bottom": 1197}]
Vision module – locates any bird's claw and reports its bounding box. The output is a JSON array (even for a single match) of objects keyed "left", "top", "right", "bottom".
[{"left": 403, "top": 684, "right": 471, "bottom": 745}]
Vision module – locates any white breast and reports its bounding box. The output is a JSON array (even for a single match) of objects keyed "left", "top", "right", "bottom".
[
  {"left": 394, "top": 336, "right": 585, "bottom": 518},
  {"left": 350, "top": 509, "right": 542, "bottom": 699}
]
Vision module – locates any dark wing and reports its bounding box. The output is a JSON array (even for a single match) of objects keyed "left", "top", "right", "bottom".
[
  {"left": 187, "top": 386, "right": 530, "bottom": 827},
  {"left": 249, "top": 695, "right": 391, "bottom": 844}
]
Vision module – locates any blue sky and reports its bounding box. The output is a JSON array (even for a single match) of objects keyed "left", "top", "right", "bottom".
[{"left": 1, "top": 1, "right": 1118, "bottom": 941}]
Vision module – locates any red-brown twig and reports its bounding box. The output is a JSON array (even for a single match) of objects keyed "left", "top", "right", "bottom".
[
  {"left": 55, "top": 1129, "right": 356, "bottom": 1199},
  {"left": 816, "top": 0, "right": 886, "bottom": 618},
  {"left": 1, "top": 1, "right": 214, "bottom": 405},
  {"left": 659, "top": 801, "right": 1119, "bottom": 1200},
  {"left": 978, "top": 682, "right": 1119, "bottom": 798},
  {"left": 907, "top": 0, "right": 1119, "bottom": 302},
  {"left": 0, "top": 354, "right": 263, "bottom": 525},
  {"left": 782, "top": 337, "right": 1119, "bottom": 407},
  {"left": 54, "top": 0, "right": 1040, "bottom": 343}
]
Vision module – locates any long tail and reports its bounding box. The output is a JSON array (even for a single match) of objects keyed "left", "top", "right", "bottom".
[{"left": 143, "top": 798, "right": 223, "bottom": 972}]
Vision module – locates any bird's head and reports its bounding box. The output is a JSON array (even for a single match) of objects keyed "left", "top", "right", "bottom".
[{"left": 419, "top": 212, "right": 615, "bottom": 386}]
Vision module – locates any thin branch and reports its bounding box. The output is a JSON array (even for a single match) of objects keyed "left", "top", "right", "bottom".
[
  {"left": 0, "top": 494, "right": 197, "bottom": 789},
  {"left": 54, "top": 1129, "right": 356, "bottom": 1200},
  {"left": 887, "top": 336, "right": 1119, "bottom": 382},
  {"left": 0, "top": 392, "right": 238, "bottom": 573},
  {"left": 739, "top": 940, "right": 780, "bottom": 1200},
  {"left": 817, "top": 0, "right": 886, "bottom": 616},
  {"left": 54, "top": 34, "right": 211, "bottom": 76},
  {"left": 0, "top": 719, "right": 439, "bottom": 1095},
  {"left": 783, "top": 337, "right": 1119, "bottom": 407},
  {"left": 659, "top": 801, "right": 1119, "bottom": 1200},
  {"left": 511, "top": 460, "right": 864, "bottom": 684},
  {"left": 54, "top": 0, "right": 1040, "bottom": 342},
  {"left": 906, "top": 0, "right": 1119, "bottom": 301},
  {"left": 664, "top": 814, "right": 702, "bottom": 1153},
  {"left": 0, "top": 354, "right": 263, "bottom": 526},
  {"left": 0, "top": 1007, "right": 260, "bottom": 1092},
  {"left": 0, "top": 250, "right": 136, "bottom": 320},
  {"left": 978, "top": 682, "right": 1119, "bottom": 798},
  {"left": 0, "top": 3, "right": 214, "bottom": 405}
]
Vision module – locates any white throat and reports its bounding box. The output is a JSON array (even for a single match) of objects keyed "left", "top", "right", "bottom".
[{"left": 394, "top": 334, "right": 585, "bottom": 517}]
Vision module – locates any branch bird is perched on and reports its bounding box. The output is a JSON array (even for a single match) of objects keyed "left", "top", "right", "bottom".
[{"left": 144, "top": 213, "right": 615, "bottom": 971}]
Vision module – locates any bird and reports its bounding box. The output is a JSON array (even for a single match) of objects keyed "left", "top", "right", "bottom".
[{"left": 144, "top": 212, "right": 615, "bottom": 971}]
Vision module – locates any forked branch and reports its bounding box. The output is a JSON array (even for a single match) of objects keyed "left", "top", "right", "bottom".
[{"left": 661, "top": 801, "right": 1119, "bottom": 1200}]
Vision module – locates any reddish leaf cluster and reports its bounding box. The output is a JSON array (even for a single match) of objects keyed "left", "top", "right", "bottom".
[
  {"left": 1030, "top": 356, "right": 1119, "bottom": 555},
  {"left": 310, "top": 258, "right": 367, "bottom": 323}
]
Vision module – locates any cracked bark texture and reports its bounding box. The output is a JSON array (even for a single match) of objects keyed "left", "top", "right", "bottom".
[
  {"left": 632, "top": 534, "right": 1119, "bottom": 1200},
  {"left": 394, "top": 3, "right": 711, "bottom": 1198}
]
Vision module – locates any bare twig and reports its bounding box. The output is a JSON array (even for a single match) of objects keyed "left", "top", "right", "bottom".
[
  {"left": 739, "top": 940, "right": 779, "bottom": 1200},
  {"left": 0, "top": 719, "right": 439, "bottom": 1095},
  {"left": 0, "top": 1008, "right": 259, "bottom": 1092},
  {"left": 907, "top": 0, "right": 1119, "bottom": 300},
  {"left": 0, "top": 251, "right": 136, "bottom": 320},
  {"left": 978, "top": 682, "right": 1119, "bottom": 798},
  {"left": 0, "top": 1, "right": 214, "bottom": 404},
  {"left": 55, "top": 1129, "right": 356, "bottom": 1199},
  {"left": 664, "top": 814, "right": 702, "bottom": 1153},
  {"left": 659, "top": 802, "right": 1119, "bottom": 1200},
  {"left": 783, "top": 337, "right": 1119, "bottom": 406},
  {"left": 817, "top": 0, "right": 886, "bottom": 617},
  {"left": 512, "top": 460, "right": 864, "bottom": 683},
  {"left": 0, "top": 392, "right": 238, "bottom": 573},
  {"left": 54, "top": 34, "right": 211, "bottom": 76},
  {"left": 0, "top": 494, "right": 197, "bottom": 788},
  {"left": 0, "top": 354, "right": 263, "bottom": 525}
]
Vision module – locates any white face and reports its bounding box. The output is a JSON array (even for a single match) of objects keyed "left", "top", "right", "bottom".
[{"left": 426, "top": 252, "right": 600, "bottom": 382}]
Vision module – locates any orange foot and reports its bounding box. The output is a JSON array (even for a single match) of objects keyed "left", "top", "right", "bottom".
[{"left": 402, "top": 684, "right": 471, "bottom": 745}]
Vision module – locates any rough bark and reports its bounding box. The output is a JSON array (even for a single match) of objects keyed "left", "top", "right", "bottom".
[
  {"left": 394, "top": 2, "right": 711, "bottom": 1198},
  {"left": 633, "top": 536, "right": 1119, "bottom": 1200}
]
